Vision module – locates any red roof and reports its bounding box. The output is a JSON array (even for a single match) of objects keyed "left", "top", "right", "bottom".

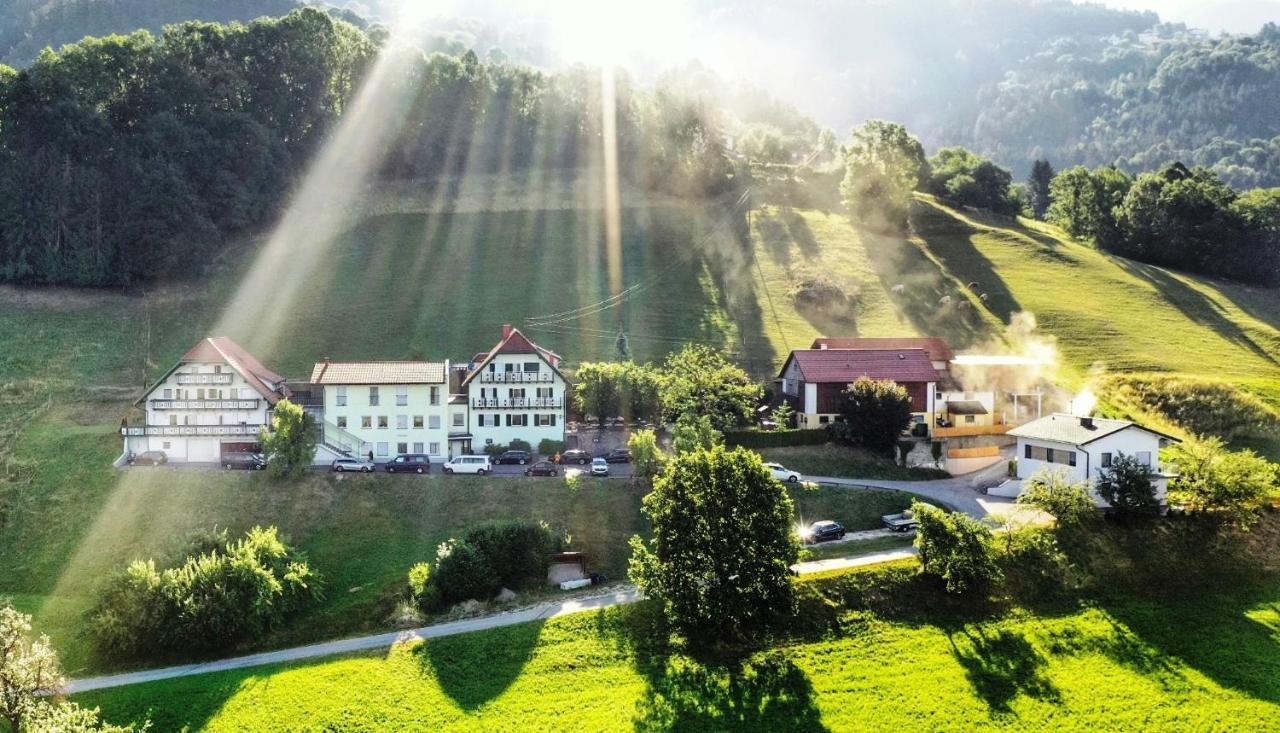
[
  {"left": 180, "top": 337, "right": 287, "bottom": 403},
  {"left": 810, "top": 337, "right": 954, "bottom": 364},
  {"left": 783, "top": 348, "right": 939, "bottom": 384},
  {"left": 463, "top": 326, "right": 565, "bottom": 385}
]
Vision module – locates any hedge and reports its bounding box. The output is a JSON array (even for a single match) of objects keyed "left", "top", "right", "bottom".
[{"left": 724, "top": 429, "right": 830, "bottom": 449}]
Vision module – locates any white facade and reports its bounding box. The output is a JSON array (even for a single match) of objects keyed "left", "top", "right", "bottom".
[
  {"left": 310, "top": 361, "right": 451, "bottom": 463},
  {"left": 464, "top": 326, "right": 568, "bottom": 450},
  {"left": 122, "top": 338, "right": 285, "bottom": 463}
]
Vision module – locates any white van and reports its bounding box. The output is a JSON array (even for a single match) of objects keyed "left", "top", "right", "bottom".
[{"left": 443, "top": 455, "right": 492, "bottom": 475}]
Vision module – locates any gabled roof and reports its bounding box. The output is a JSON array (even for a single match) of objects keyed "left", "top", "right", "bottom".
[
  {"left": 309, "top": 361, "right": 446, "bottom": 385},
  {"left": 810, "top": 337, "right": 955, "bottom": 364},
  {"left": 462, "top": 326, "right": 566, "bottom": 386},
  {"left": 141, "top": 337, "right": 287, "bottom": 405},
  {"left": 780, "top": 348, "right": 939, "bottom": 384},
  {"left": 946, "top": 400, "right": 989, "bottom": 415},
  {"left": 1008, "top": 413, "right": 1179, "bottom": 446}
]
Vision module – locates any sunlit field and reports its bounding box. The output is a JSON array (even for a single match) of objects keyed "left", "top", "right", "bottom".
[{"left": 76, "top": 564, "right": 1280, "bottom": 732}]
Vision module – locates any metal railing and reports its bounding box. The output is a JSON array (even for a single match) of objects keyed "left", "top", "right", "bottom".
[
  {"left": 471, "top": 397, "right": 563, "bottom": 409},
  {"left": 478, "top": 372, "right": 553, "bottom": 384},
  {"left": 122, "top": 424, "right": 263, "bottom": 437},
  {"left": 320, "top": 419, "right": 366, "bottom": 456},
  {"left": 176, "top": 373, "right": 234, "bottom": 385},
  {"left": 149, "top": 399, "right": 261, "bottom": 410}
]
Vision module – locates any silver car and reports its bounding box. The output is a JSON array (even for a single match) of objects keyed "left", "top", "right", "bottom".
[
  {"left": 590, "top": 457, "right": 610, "bottom": 476},
  {"left": 332, "top": 457, "right": 374, "bottom": 473}
]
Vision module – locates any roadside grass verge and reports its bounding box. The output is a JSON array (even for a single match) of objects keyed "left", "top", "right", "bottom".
[{"left": 760, "top": 444, "right": 949, "bottom": 481}]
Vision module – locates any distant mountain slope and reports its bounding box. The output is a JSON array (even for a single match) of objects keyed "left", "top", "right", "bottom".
[{"left": 0, "top": 0, "right": 298, "bottom": 64}]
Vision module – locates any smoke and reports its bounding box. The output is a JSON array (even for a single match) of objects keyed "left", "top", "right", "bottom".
[{"left": 951, "top": 312, "right": 1060, "bottom": 395}]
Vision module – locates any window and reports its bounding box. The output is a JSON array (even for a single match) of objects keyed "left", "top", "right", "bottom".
[
  {"left": 510, "top": 388, "right": 526, "bottom": 399},
  {"left": 504, "top": 362, "right": 516, "bottom": 372},
  {"left": 1100, "top": 452, "right": 1113, "bottom": 468},
  {"left": 169, "top": 414, "right": 178, "bottom": 426},
  {"left": 413, "top": 442, "right": 424, "bottom": 453},
  {"left": 430, "top": 386, "right": 440, "bottom": 406},
  {"left": 506, "top": 414, "right": 528, "bottom": 427},
  {"left": 336, "top": 416, "right": 347, "bottom": 429},
  {"left": 1027, "top": 445, "right": 1075, "bottom": 466},
  {"left": 535, "top": 414, "right": 556, "bottom": 427},
  {"left": 1067, "top": 452, "right": 1077, "bottom": 467},
  {"left": 369, "top": 387, "right": 379, "bottom": 406},
  {"left": 1024, "top": 444, "right": 1032, "bottom": 459},
  {"left": 429, "top": 415, "right": 441, "bottom": 429},
  {"left": 453, "top": 412, "right": 465, "bottom": 427},
  {"left": 397, "top": 442, "right": 408, "bottom": 454},
  {"left": 819, "top": 415, "right": 830, "bottom": 424},
  {"left": 361, "top": 416, "right": 372, "bottom": 429},
  {"left": 336, "top": 386, "right": 347, "bottom": 407},
  {"left": 964, "top": 415, "right": 976, "bottom": 424},
  {"left": 378, "top": 416, "right": 389, "bottom": 429},
  {"left": 197, "top": 388, "right": 205, "bottom": 400},
  {"left": 524, "top": 361, "right": 540, "bottom": 373},
  {"left": 1136, "top": 451, "right": 1152, "bottom": 467},
  {"left": 377, "top": 442, "right": 389, "bottom": 457},
  {"left": 163, "top": 441, "right": 171, "bottom": 450},
  {"left": 429, "top": 442, "right": 440, "bottom": 455},
  {"left": 163, "top": 388, "right": 173, "bottom": 399},
  {"left": 413, "top": 415, "right": 424, "bottom": 429},
  {"left": 396, "top": 387, "right": 408, "bottom": 406},
  {"left": 397, "top": 415, "right": 408, "bottom": 430},
  {"left": 537, "top": 387, "right": 553, "bottom": 399}
]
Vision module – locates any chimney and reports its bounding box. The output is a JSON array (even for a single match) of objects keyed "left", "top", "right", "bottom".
[
  {"left": 502, "top": 323, "right": 514, "bottom": 339},
  {"left": 1080, "top": 416, "right": 1094, "bottom": 429}
]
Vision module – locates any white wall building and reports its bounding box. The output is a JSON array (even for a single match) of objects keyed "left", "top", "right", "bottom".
[
  {"left": 309, "top": 360, "right": 451, "bottom": 463},
  {"left": 996, "top": 413, "right": 1179, "bottom": 505},
  {"left": 122, "top": 337, "right": 288, "bottom": 463},
  {"left": 462, "top": 325, "right": 568, "bottom": 450}
]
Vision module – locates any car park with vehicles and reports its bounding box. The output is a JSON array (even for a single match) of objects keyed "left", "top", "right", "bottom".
[
  {"left": 332, "top": 457, "right": 375, "bottom": 473},
  {"left": 223, "top": 452, "right": 267, "bottom": 470},
  {"left": 590, "top": 457, "right": 610, "bottom": 476},
  {"left": 444, "top": 455, "right": 492, "bottom": 475},
  {"left": 494, "top": 450, "right": 532, "bottom": 465},
  {"left": 764, "top": 462, "right": 802, "bottom": 483},
  {"left": 128, "top": 450, "right": 168, "bottom": 466},
  {"left": 800, "top": 520, "right": 846, "bottom": 544},
  {"left": 524, "top": 460, "right": 559, "bottom": 476},
  {"left": 385, "top": 454, "right": 431, "bottom": 474}
]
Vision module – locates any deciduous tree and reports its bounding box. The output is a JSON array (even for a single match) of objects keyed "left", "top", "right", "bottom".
[
  {"left": 660, "top": 345, "right": 761, "bottom": 432},
  {"left": 1095, "top": 453, "right": 1158, "bottom": 516},
  {"left": 840, "top": 120, "right": 928, "bottom": 232},
  {"left": 260, "top": 398, "right": 315, "bottom": 480},
  {"left": 912, "top": 502, "right": 1002, "bottom": 594},
  {"left": 1167, "top": 436, "right": 1279, "bottom": 529},
  {"left": 829, "top": 377, "right": 913, "bottom": 458}
]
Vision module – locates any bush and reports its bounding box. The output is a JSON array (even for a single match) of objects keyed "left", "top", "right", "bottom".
[
  {"left": 1095, "top": 453, "right": 1158, "bottom": 516},
  {"left": 629, "top": 429, "right": 663, "bottom": 481},
  {"left": 537, "top": 439, "right": 566, "bottom": 456},
  {"left": 482, "top": 443, "right": 508, "bottom": 457},
  {"left": 1167, "top": 435, "right": 1279, "bottom": 529},
  {"left": 432, "top": 539, "right": 500, "bottom": 605},
  {"left": 508, "top": 439, "right": 533, "bottom": 454},
  {"left": 829, "top": 377, "right": 913, "bottom": 458},
  {"left": 912, "top": 501, "right": 1002, "bottom": 594},
  {"left": 724, "top": 429, "right": 828, "bottom": 449},
  {"left": 90, "top": 527, "right": 322, "bottom": 659},
  {"left": 1017, "top": 469, "right": 1097, "bottom": 526},
  {"left": 462, "top": 521, "right": 560, "bottom": 591}
]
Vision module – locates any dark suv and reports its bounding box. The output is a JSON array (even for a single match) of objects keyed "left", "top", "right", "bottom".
[
  {"left": 801, "top": 521, "right": 846, "bottom": 544},
  {"left": 559, "top": 449, "right": 590, "bottom": 465},
  {"left": 494, "top": 450, "right": 531, "bottom": 465},
  {"left": 386, "top": 454, "right": 431, "bottom": 474},
  {"left": 603, "top": 448, "right": 632, "bottom": 463},
  {"left": 223, "top": 452, "right": 266, "bottom": 470}
]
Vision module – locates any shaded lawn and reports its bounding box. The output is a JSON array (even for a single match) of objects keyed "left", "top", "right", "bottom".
[{"left": 76, "top": 567, "right": 1280, "bottom": 732}]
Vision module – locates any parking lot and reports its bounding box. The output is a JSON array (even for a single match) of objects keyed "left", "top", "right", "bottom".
[{"left": 122, "top": 458, "right": 635, "bottom": 479}]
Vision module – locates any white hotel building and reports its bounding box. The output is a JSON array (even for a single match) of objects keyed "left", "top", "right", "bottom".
[
  {"left": 308, "top": 360, "right": 451, "bottom": 463},
  {"left": 462, "top": 325, "right": 569, "bottom": 450}
]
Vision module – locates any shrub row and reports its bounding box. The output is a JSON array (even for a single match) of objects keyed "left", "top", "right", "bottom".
[
  {"left": 724, "top": 428, "right": 830, "bottom": 449},
  {"left": 410, "top": 521, "right": 561, "bottom": 609}
]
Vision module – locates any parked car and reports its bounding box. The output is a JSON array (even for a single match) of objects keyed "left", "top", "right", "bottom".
[
  {"left": 800, "top": 520, "right": 846, "bottom": 544},
  {"left": 128, "top": 450, "right": 167, "bottom": 466},
  {"left": 444, "top": 455, "right": 492, "bottom": 475},
  {"left": 332, "top": 457, "right": 374, "bottom": 473},
  {"left": 524, "top": 460, "right": 559, "bottom": 477},
  {"left": 494, "top": 450, "right": 532, "bottom": 465},
  {"left": 882, "top": 510, "right": 919, "bottom": 532},
  {"left": 558, "top": 449, "right": 590, "bottom": 465},
  {"left": 603, "top": 447, "right": 632, "bottom": 463},
  {"left": 386, "top": 454, "right": 431, "bottom": 474},
  {"left": 764, "top": 462, "right": 802, "bottom": 483},
  {"left": 590, "top": 457, "right": 610, "bottom": 476},
  {"left": 223, "top": 452, "right": 267, "bottom": 471}
]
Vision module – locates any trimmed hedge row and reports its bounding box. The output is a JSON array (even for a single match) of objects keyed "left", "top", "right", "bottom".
[{"left": 724, "top": 429, "right": 830, "bottom": 449}]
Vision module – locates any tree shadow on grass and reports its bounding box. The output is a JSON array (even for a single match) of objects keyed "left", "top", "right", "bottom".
[
  {"left": 909, "top": 201, "right": 1023, "bottom": 324},
  {"left": 782, "top": 209, "right": 821, "bottom": 261},
  {"left": 1111, "top": 257, "right": 1279, "bottom": 367},
  {"left": 415, "top": 618, "right": 547, "bottom": 711}
]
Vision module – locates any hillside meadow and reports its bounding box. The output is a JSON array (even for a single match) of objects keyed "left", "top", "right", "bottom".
[{"left": 75, "top": 559, "right": 1280, "bottom": 732}]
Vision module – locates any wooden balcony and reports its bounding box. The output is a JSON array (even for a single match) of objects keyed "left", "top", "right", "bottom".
[
  {"left": 149, "top": 399, "right": 261, "bottom": 410},
  {"left": 122, "top": 424, "right": 264, "bottom": 437},
  {"left": 176, "top": 373, "right": 234, "bottom": 385},
  {"left": 471, "top": 397, "right": 563, "bottom": 409},
  {"left": 478, "top": 372, "right": 553, "bottom": 384}
]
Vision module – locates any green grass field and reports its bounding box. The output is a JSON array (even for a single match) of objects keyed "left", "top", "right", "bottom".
[{"left": 75, "top": 561, "right": 1280, "bottom": 732}]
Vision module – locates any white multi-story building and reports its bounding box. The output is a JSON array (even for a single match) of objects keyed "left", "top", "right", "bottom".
[
  {"left": 462, "top": 325, "right": 568, "bottom": 450},
  {"left": 122, "top": 337, "right": 288, "bottom": 463},
  {"left": 309, "top": 360, "right": 451, "bottom": 463}
]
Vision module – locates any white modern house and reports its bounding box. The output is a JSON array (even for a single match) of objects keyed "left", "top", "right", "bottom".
[
  {"left": 462, "top": 325, "right": 568, "bottom": 449},
  {"left": 995, "top": 413, "right": 1179, "bottom": 505},
  {"left": 309, "top": 360, "right": 451, "bottom": 463},
  {"left": 121, "top": 337, "right": 288, "bottom": 463}
]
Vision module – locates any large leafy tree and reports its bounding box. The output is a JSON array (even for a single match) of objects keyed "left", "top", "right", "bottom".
[
  {"left": 572, "top": 362, "right": 624, "bottom": 427},
  {"left": 829, "top": 377, "right": 913, "bottom": 458},
  {"left": 1167, "top": 436, "right": 1279, "bottom": 529},
  {"left": 260, "top": 398, "right": 315, "bottom": 480},
  {"left": 912, "top": 501, "right": 1001, "bottom": 595},
  {"left": 927, "top": 146, "right": 1019, "bottom": 215},
  {"left": 659, "top": 345, "right": 762, "bottom": 432},
  {"left": 1027, "top": 159, "right": 1055, "bottom": 219},
  {"left": 629, "top": 446, "right": 799, "bottom": 644},
  {"left": 1046, "top": 165, "right": 1130, "bottom": 246},
  {"left": 840, "top": 119, "right": 928, "bottom": 232},
  {"left": 1094, "top": 453, "right": 1158, "bottom": 516}
]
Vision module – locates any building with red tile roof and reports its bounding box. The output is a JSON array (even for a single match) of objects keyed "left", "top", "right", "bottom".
[{"left": 777, "top": 347, "right": 939, "bottom": 433}]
